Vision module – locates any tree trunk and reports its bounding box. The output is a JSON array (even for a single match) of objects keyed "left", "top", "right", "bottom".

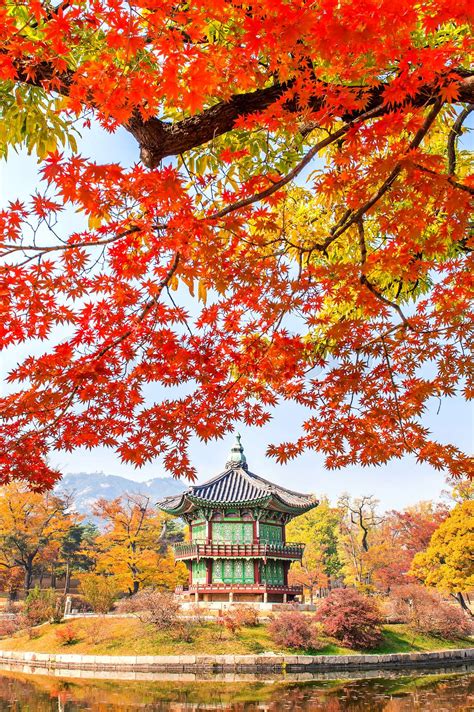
[
  {"left": 63, "top": 562, "right": 71, "bottom": 595},
  {"left": 454, "top": 592, "right": 473, "bottom": 616},
  {"left": 24, "top": 565, "right": 33, "bottom": 594}
]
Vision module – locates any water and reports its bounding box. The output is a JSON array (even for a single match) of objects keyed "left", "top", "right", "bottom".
[{"left": 0, "top": 668, "right": 472, "bottom": 710}]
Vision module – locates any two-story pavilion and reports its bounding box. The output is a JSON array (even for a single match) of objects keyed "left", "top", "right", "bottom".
[{"left": 157, "top": 436, "right": 318, "bottom": 603}]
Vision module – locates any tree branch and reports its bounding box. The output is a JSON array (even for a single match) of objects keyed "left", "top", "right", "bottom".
[
  {"left": 6, "top": 44, "right": 474, "bottom": 168},
  {"left": 447, "top": 104, "right": 474, "bottom": 175},
  {"left": 208, "top": 105, "right": 383, "bottom": 221}
]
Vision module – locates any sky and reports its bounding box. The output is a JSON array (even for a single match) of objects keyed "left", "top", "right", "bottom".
[{"left": 1, "top": 121, "right": 472, "bottom": 513}]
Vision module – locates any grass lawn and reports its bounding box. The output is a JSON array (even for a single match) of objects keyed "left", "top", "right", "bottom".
[{"left": 0, "top": 618, "right": 471, "bottom": 656}]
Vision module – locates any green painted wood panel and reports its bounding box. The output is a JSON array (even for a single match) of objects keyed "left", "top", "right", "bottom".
[
  {"left": 192, "top": 560, "right": 207, "bottom": 583},
  {"left": 212, "top": 522, "right": 253, "bottom": 543},
  {"left": 259, "top": 523, "right": 283, "bottom": 543},
  {"left": 261, "top": 560, "right": 284, "bottom": 585},
  {"left": 192, "top": 523, "right": 207, "bottom": 541},
  {"left": 212, "top": 559, "right": 254, "bottom": 583}
]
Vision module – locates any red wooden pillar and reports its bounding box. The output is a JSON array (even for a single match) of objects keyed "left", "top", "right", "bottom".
[
  {"left": 206, "top": 559, "right": 212, "bottom": 585},
  {"left": 283, "top": 561, "right": 288, "bottom": 586},
  {"left": 254, "top": 560, "right": 260, "bottom": 585},
  {"left": 253, "top": 520, "right": 258, "bottom": 544}
]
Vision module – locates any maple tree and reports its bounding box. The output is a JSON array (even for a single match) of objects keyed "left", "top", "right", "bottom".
[
  {"left": 369, "top": 501, "right": 449, "bottom": 589},
  {"left": 0, "top": 0, "right": 473, "bottom": 488},
  {"left": 410, "top": 500, "right": 474, "bottom": 613}
]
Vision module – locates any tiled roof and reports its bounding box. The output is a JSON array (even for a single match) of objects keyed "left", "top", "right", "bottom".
[
  {"left": 157, "top": 466, "right": 317, "bottom": 513},
  {"left": 157, "top": 436, "right": 317, "bottom": 515}
]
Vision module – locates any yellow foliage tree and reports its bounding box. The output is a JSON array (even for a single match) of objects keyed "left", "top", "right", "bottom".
[
  {"left": 287, "top": 497, "right": 343, "bottom": 601},
  {"left": 410, "top": 501, "right": 474, "bottom": 613},
  {"left": 0, "top": 483, "right": 78, "bottom": 592},
  {"left": 93, "top": 494, "right": 186, "bottom": 595}
]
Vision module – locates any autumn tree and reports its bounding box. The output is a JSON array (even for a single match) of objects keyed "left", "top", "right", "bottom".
[
  {"left": 0, "top": 484, "right": 77, "bottom": 592},
  {"left": 0, "top": 1, "right": 473, "bottom": 488},
  {"left": 93, "top": 494, "right": 186, "bottom": 595},
  {"left": 57, "top": 523, "right": 98, "bottom": 594},
  {"left": 410, "top": 501, "right": 474, "bottom": 614},
  {"left": 371, "top": 501, "right": 449, "bottom": 590},
  {"left": 337, "top": 495, "right": 384, "bottom": 588},
  {"left": 287, "top": 497, "right": 343, "bottom": 601}
]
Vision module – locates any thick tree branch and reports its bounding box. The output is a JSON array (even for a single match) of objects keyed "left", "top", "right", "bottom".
[{"left": 7, "top": 48, "right": 474, "bottom": 168}]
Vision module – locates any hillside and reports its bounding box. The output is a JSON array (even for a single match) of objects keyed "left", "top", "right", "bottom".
[{"left": 55, "top": 472, "right": 185, "bottom": 518}]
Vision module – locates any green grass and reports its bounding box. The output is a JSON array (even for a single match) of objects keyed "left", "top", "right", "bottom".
[
  {"left": 371, "top": 624, "right": 473, "bottom": 654},
  {"left": 0, "top": 618, "right": 471, "bottom": 656}
]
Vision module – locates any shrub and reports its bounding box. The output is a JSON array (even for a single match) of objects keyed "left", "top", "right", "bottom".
[
  {"left": 23, "top": 588, "right": 59, "bottom": 626},
  {"left": 217, "top": 605, "right": 259, "bottom": 635},
  {"left": 233, "top": 605, "right": 259, "bottom": 627},
  {"left": 78, "top": 574, "right": 118, "bottom": 614},
  {"left": 188, "top": 604, "right": 205, "bottom": 625},
  {"left": 0, "top": 617, "right": 19, "bottom": 638},
  {"left": 268, "top": 610, "right": 323, "bottom": 651},
  {"left": 172, "top": 619, "right": 196, "bottom": 643},
  {"left": 316, "top": 588, "right": 382, "bottom": 649},
  {"left": 388, "top": 584, "right": 472, "bottom": 640},
  {"left": 118, "top": 589, "right": 180, "bottom": 630},
  {"left": 55, "top": 623, "right": 77, "bottom": 646}
]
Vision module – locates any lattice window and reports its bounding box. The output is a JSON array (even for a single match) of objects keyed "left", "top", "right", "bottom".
[
  {"left": 262, "top": 560, "right": 284, "bottom": 585},
  {"left": 234, "top": 560, "right": 243, "bottom": 580},
  {"left": 244, "top": 560, "right": 254, "bottom": 583},
  {"left": 212, "top": 559, "right": 254, "bottom": 583},
  {"left": 212, "top": 522, "right": 253, "bottom": 543},
  {"left": 259, "top": 524, "right": 283, "bottom": 544},
  {"left": 223, "top": 559, "right": 233, "bottom": 582},
  {"left": 212, "top": 560, "right": 223, "bottom": 582}
]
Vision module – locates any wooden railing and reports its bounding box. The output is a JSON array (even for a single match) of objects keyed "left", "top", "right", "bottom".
[
  {"left": 174, "top": 540, "right": 305, "bottom": 561},
  {"left": 185, "top": 582, "right": 303, "bottom": 594}
]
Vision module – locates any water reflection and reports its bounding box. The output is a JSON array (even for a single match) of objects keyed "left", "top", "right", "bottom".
[{"left": 0, "top": 669, "right": 472, "bottom": 710}]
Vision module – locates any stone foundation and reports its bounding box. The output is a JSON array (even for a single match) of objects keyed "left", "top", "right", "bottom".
[{"left": 0, "top": 648, "right": 471, "bottom": 680}]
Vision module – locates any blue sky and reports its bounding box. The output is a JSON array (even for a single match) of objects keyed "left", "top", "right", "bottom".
[{"left": 1, "top": 122, "right": 472, "bottom": 512}]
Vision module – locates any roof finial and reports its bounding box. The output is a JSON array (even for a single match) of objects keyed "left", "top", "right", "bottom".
[{"left": 225, "top": 433, "right": 248, "bottom": 469}]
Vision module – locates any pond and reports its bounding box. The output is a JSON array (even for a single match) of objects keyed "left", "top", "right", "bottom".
[{"left": 0, "top": 667, "right": 472, "bottom": 711}]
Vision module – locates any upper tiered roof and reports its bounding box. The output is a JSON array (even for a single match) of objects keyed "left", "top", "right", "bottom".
[{"left": 157, "top": 435, "right": 318, "bottom": 516}]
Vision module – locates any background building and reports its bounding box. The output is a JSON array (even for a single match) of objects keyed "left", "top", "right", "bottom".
[{"left": 158, "top": 436, "right": 318, "bottom": 603}]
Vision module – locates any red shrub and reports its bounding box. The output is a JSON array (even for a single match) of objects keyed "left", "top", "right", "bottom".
[
  {"left": 216, "top": 605, "right": 258, "bottom": 635},
  {"left": 0, "top": 618, "right": 19, "bottom": 638},
  {"left": 268, "top": 610, "right": 323, "bottom": 651},
  {"left": 388, "top": 585, "right": 472, "bottom": 640},
  {"left": 316, "top": 588, "right": 382, "bottom": 649},
  {"left": 54, "top": 623, "right": 77, "bottom": 646}
]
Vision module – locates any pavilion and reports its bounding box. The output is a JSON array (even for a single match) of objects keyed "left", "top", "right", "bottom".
[{"left": 157, "top": 435, "right": 318, "bottom": 603}]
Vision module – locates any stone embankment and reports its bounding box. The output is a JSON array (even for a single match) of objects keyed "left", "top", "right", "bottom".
[{"left": 0, "top": 648, "right": 472, "bottom": 679}]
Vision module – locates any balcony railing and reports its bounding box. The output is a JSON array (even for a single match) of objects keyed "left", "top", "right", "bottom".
[
  {"left": 183, "top": 583, "right": 303, "bottom": 594},
  {"left": 174, "top": 540, "right": 305, "bottom": 561}
]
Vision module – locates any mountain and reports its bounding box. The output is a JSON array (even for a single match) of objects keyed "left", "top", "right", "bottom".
[{"left": 55, "top": 472, "right": 186, "bottom": 518}]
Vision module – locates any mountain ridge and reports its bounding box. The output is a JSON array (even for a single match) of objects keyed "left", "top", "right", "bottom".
[{"left": 55, "top": 471, "right": 186, "bottom": 517}]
